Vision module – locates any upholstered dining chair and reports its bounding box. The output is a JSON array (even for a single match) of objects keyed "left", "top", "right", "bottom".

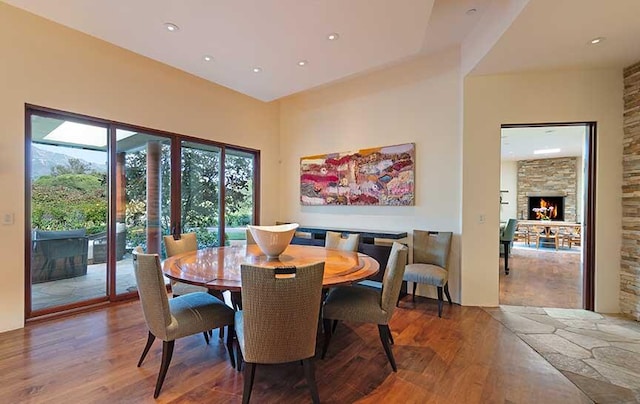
[
  {"left": 402, "top": 230, "right": 453, "bottom": 316},
  {"left": 235, "top": 262, "right": 325, "bottom": 404},
  {"left": 163, "top": 233, "right": 208, "bottom": 297},
  {"left": 500, "top": 219, "right": 517, "bottom": 275},
  {"left": 322, "top": 242, "right": 408, "bottom": 372},
  {"left": 132, "top": 247, "right": 235, "bottom": 398},
  {"left": 324, "top": 231, "right": 360, "bottom": 252},
  {"left": 536, "top": 225, "right": 558, "bottom": 250},
  {"left": 164, "top": 233, "right": 225, "bottom": 341}
]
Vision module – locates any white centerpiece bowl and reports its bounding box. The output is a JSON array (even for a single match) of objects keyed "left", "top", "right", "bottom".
[{"left": 247, "top": 223, "right": 299, "bottom": 260}]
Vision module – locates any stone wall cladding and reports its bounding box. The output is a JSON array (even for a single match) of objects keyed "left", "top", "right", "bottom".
[
  {"left": 622, "top": 60, "right": 640, "bottom": 320},
  {"left": 517, "top": 157, "right": 578, "bottom": 222}
]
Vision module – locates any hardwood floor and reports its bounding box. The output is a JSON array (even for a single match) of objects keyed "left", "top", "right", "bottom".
[
  {"left": 500, "top": 244, "right": 582, "bottom": 308},
  {"left": 0, "top": 297, "right": 591, "bottom": 403}
]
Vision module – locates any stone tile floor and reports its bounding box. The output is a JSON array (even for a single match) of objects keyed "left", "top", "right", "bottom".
[{"left": 484, "top": 305, "right": 640, "bottom": 403}]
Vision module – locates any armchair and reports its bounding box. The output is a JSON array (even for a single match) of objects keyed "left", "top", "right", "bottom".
[{"left": 31, "top": 229, "right": 88, "bottom": 283}]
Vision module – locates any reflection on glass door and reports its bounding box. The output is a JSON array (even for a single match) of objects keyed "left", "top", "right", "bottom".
[
  {"left": 181, "top": 141, "right": 221, "bottom": 248},
  {"left": 115, "top": 129, "right": 172, "bottom": 293},
  {"left": 29, "top": 114, "right": 108, "bottom": 313},
  {"left": 224, "top": 150, "right": 255, "bottom": 245}
]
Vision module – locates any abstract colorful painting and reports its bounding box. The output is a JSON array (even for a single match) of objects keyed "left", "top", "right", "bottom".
[{"left": 300, "top": 143, "right": 415, "bottom": 206}]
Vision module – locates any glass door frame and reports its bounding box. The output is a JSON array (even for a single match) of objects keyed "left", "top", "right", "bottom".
[
  {"left": 25, "top": 106, "right": 112, "bottom": 318},
  {"left": 24, "top": 104, "right": 261, "bottom": 320},
  {"left": 174, "top": 138, "right": 260, "bottom": 246}
]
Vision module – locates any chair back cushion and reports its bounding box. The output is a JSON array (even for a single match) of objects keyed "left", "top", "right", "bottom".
[
  {"left": 133, "top": 248, "right": 172, "bottom": 340},
  {"left": 325, "top": 231, "right": 360, "bottom": 252},
  {"left": 163, "top": 233, "right": 197, "bottom": 257},
  {"left": 380, "top": 242, "right": 408, "bottom": 315},
  {"left": 239, "top": 262, "right": 325, "bottom": 363},
  {"left": 500, "top": 219, "right": 518, "bottom": 242},
  {"left": 413, "top": 230, "right": 452, "bottom": 268}
]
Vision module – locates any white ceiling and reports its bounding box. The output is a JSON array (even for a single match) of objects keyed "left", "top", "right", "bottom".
[
  {"left": 472, "top": 0, "right": 640, "bottom": 75},
  {"left": 5, "top": 0, "right": 640, "bottom": 101},
  {"left": 501, "top": 126, "right": 586, "bottom": 162},
  {"left": 3, "top": 0, "right": 488, "bottom": 101}
]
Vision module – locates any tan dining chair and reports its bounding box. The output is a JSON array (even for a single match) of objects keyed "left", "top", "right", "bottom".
[
  {"left": 536, "top": 225, "right": 559, "bottom": 250},
  {"left": 567, "top": 225, "right": 582, "bottom": 248},
  {"left": 132, "top": 247, "right": 235, "bottom": 398},
  {"left": 322, "top": 242, "right": 408, "bottom": 372},
  {"left": 403, "top": 230, "right": 453, "bottom": 315},
  {"left": 235, "top": 262, "right": 325, "bottom": 404},
  {"left": 514, "top": 223, "right": 530, "bottom": 246},
  {"left": 164, "top": 233, "right": 225, "bottom": 341},
  {"left": 324, "top": 231, "right": 360, "bottom": 252},
  {"left": 163, "top": 233, "right": 208, "bottom": 296}
]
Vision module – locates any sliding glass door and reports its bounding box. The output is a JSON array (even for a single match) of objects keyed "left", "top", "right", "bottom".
[
  {"left": 29, "top": 114, "right": 109, "bottom": 313},
  {"left": 114, "top": 129, "right": 172, "bottom": 294},
  {"left": 224, "top": 149, "right": 256, "bottom": 245},
  {"left": 180, "top": 141, "right": 222, "bottom": 248},
  {"left": 26, "top": 106, "right": 259, "bottom": 318}
]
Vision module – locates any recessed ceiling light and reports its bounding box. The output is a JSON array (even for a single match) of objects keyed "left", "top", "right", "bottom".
[
  {"left": 252, "top": 67, "right": 262, "bottom": 73},
  {"left": 590, "top": 37, "right": 604, "bottom": 44},
  {"left": 203, "top": 55, "right": 213, "bottom": 62},
  {"left": 164, "top": 22, "right": 180, "bottom": 32},
  {"left": 327, "top": 33, "right": 340, "bottom": 41},
  {"left": 465, "top": 8, "right": 478, "bottom": 15},
  {"left": 297, "top": 60, "right": 308, "bottom": 67},
  {"left": 534, "top": 148, "right": 561, "bottom": 155}
]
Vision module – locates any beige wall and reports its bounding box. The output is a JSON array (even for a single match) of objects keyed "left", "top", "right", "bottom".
[
  {"left": 500, "top": 160, "right": 518, "bottom": 221},
  {"left": 0, "top": 4, "right": 280, "bottom": 332},
  {"left": 463, "top": 69, "right": 623, "bottom": 311},
  {"left": 279, "top": 49, "right": 463, "bottom": 302}
]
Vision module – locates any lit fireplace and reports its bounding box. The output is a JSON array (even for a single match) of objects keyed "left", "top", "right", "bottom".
[{"left": 528, "top": 196, "right": 564, "bottom": 221}]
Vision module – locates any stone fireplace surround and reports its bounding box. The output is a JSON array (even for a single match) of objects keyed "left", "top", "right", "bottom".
[{"left": 517, "top": 157, "right": 578, "bottom": 223}]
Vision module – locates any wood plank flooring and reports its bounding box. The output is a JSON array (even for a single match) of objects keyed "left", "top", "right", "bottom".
[
  {"left": 0, "top": 297, "right": 592, "bottom": 403},
  {"left": 500, "top": 244, "right": 582, "bottom": 308}
]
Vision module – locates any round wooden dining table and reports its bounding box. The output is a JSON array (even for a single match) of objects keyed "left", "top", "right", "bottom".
[{"left": 162, "top": 244, "right": 380, "bottom": 292}]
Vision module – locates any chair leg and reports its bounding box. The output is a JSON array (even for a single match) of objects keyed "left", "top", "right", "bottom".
[
  {"left": 137, "top": 331, "right": 156, "bottom": 367},
  {"left": 503, "top": 242, "right": 510, "bottom": 275},
  {"left": 154, "top": 340, "right": 175, "bottom": 399},
  {"left": 412, "top": 282, "right": 417, "bottom": 302},
  {"left": 332, "top": 319, "right": 338, "bottom": 333},
  {"left": 242, "top": 362, "right": 257, "bottom": 404},
  {"left": 235, "top": 339, "right": 244, "bottom": 372},
  {"left": 226, "top": 325, "right": 236, "bottom": 369},
  {"left": 321, "top": 318, "right": 333, "bottom": 359},
  {"left": 388, "top": 329, "right": 394, "bottom": 345},
  {"left": 377, "top": 324, "right": 397, "bottom": 372},
  {"left": 202, "top": 331, "right": 210, "bottom": 345},
  {"left": 231, "top": 291, "right": 243, "bottom": 310},
  {"left": 437, "top": 287, "right": 444, "bottom": 318},
  {"left": 444, "top": 283, "right": 452, "bottom": 304},
  {"left": 302, "top": 358, "right": 320, "bottom": 404}
]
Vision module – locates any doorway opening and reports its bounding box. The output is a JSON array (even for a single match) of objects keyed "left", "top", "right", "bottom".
[{"left": 499, "top": 122, "right": 595, "bottom": 310}]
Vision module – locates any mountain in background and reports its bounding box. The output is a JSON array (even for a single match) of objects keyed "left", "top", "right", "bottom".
[{"left": 32, "top": 146, "right": 107, "bottom": 179}]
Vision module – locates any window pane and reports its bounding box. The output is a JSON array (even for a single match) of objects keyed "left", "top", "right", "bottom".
[
  {"left": 30, "top": 115, "right": 108, "bottom": 311},
  {"left": 225, "top": 150, "right": 255, "bottom": 245},
  {"left": 116, "top": 130, "right": 171, "bottom": 293},
  {"left": 181, "top": 141, "right": 221, "bottom": 248}
]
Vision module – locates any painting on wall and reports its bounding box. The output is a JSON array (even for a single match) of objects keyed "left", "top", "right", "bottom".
[{"left": 300, "top": 143, "right": 415, "bottom": 206}]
